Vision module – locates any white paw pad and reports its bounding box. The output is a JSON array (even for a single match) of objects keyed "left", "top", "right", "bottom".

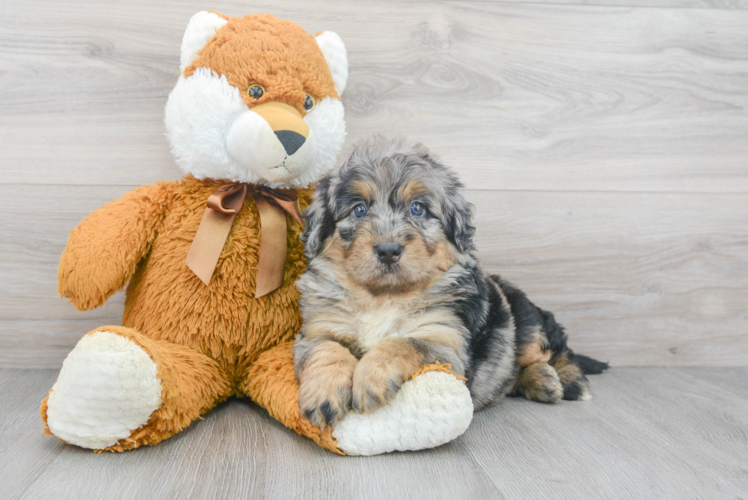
[
  {"left": 332, "top": 371, "right": 474, "bottom": 456},
  {"left": 46, "top": 331, "right": 162, "bottom": 449}
]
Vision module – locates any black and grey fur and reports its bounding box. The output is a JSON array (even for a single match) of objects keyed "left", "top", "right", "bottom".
[{"left": 293, "top": 136, "right": 607, "bottom": 427}]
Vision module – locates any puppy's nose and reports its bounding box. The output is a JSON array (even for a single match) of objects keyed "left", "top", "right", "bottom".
[
  {"left": 375, "top": 242, "right": 403, "bottom": 264},
  {"left": 274, "top": 130, "right": 306, "bottom": 156}
]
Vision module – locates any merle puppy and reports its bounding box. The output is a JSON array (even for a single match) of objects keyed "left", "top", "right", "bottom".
[{"left": 293, "top": 137, "right": 607, "bottom": 428}]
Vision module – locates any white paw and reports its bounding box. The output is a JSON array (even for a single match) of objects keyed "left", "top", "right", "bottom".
[
  {"left": 332, "top": 371, "right": 474, "bottom": 456},
  {"left": 46, "top": 331, "right": 162, "bottom": 449}
]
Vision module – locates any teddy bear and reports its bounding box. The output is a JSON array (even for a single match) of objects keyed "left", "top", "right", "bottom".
[{"left": 40, "top": 11, "right": 473, "bottom": 456}]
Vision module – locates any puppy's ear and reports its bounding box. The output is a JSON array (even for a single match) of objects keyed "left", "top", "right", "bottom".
[
  {"left": 418, "top": 151, "right": 476, "bottom": 253},
  {"left": 301, "top": 176, "right": 336, "bottom": 258},
  {"left": 443, "top": 189, "right": 476, "bottom": 253}
]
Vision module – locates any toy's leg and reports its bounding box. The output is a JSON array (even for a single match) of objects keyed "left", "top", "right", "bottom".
[
  {"left": 41, "top": 325, "right": 231, "bottom": 452},
  {"left": 242, "top": 341, "right": 343, "bottom": 454},
  {"left": 332, "top": 363, "right": 474, "bottom": 456},
  {"left": 243, "top": 342, "right": 473, "bottom": 456}
]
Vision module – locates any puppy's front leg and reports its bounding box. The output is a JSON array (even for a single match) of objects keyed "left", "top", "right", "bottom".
[
  {"left": 295, "top": 339, "right": 358, "bottom": 428},
  {"left": 351, "top": 337, "right": 432, "bottom": 413}
]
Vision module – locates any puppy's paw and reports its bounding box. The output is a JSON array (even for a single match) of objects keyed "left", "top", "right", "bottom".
[
  {"left": 351, "top": 339, "right": 426, "bottom": 413},
  {"left": 551, "top": 352, "right": 593, "bottom": 401},
  {"left": 296, "top": 341, "right": 358, "bottom": 428},
  {"left": 561, "top": 377, "right": 592, "bottom": 401},
  {"left": 352, "top": 367, "right": 401, "bottom": 414},
  {"left": 299, "top": 377, "right": 352, "bottom": 428},
  {"left": 515, "top": 362, "right": 563, "bottom": 404}
]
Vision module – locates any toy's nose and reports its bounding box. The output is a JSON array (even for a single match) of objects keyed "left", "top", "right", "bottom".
[
  {"left": 250, "top": 101, "right": 310, "bottom": 157},
  {"left": 375, "top": 242, "right": 403, "bottom": 264},
  {"left": 274, "top": 130, "right": 306, "bottom": 156}
]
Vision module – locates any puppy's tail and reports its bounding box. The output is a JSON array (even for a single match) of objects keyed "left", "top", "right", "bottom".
[
  {"left": 537, "top": 308, "right": 609, "bottom": 375},
  {"left": 572, "top": 353, "right": 609, "bottom": 375}
]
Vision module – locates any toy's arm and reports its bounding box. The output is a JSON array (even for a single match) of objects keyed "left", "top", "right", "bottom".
[{"left": 58, "top": 182, "right": 175, "bottom": 311}]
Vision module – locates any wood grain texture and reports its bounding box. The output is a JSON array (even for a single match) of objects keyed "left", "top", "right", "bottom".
[
  {"left": 494, "top": 0, "right": 748, "bottom": 9},
  {"left": 2, "top": 186, "right": 746, "bottom": 368},
  {"left": 1, "top": 0, "right": 746, "bottom": 368},
  {"left": 2, "top": 185, "right": 747, "bottom": 368},
  {"left": 463, "top": 366, "right": 748, "bottom": 499},
  {"left": 469, "top": 190, "right": 748, "bottom": 367},
  {"left": 1, "top": 368, "right": 746, "bottom": 499},
  {"left": 0, "top": 185, "right": 132, "bottom": 368},
  {"left": 0, "top": 1, "right": 747, "bottom": 192}
]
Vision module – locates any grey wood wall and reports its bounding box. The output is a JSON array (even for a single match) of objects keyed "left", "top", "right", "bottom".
[{"left": 1, "top": 0, "right": 746, "bottom": 368}]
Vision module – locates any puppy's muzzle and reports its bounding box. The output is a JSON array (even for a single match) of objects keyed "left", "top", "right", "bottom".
[{"left": 375, "top": 242, "right": 403, "bottom": 264}]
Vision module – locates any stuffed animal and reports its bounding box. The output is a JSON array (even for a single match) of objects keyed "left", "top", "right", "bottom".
[{"left": 40, "top": 11, "right": 473, "bottom": 456}]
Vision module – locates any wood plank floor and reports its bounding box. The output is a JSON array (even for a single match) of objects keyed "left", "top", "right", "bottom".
[{"left": 1, "top": 368, "right": 746, "bottom": 499}]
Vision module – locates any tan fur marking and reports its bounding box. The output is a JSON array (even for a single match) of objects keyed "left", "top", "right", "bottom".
[
  {"left": 430, "top": 239, "right": 457, "bottom": 272},
  {"left": 399, "top": 180, "right": 429, "bottom": 202},
  {"left": 551, "top": 352, "right": 581, "bottom": 386},
  {"left": 513, "top": 362, "right": 563, "bottom": 404},
  {"left": 551, "top": 352, "right": 591, "bottom": 400},
  {"left": 323, "top": 226, "right": 457, "bottom": 296},
  {"left": 302, "top": 316, "right": 359, "bottom": 348},
  {"left": 308, "top": 245, "right": 467, "bottom": 359},
  {"left": 350, "top": 179, "right": 379, "bottom": 202},
  {"left": 321, "top": 233, "right": 346, "bottom": 261},
  {"left": 516, "top": 327, "right": 552, "bottom": 367},
  {"left": 404, "top": 308, "right": 467, "bottom": 357},
  {"left": 297, "top": 341, "right": 357, "bottom": 428},
  {"left": 352, "top": 338, "right": 425, "bottom": 413}
]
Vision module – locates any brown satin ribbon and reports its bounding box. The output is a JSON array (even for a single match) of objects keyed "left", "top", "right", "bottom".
[{"left": 185, "top": 183, "right": 302, "bottom": 298}]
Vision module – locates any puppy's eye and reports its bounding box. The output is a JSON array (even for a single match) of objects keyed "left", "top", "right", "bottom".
[
  {"left": 248, "top": 85, "right": 265, "bottom": 99},
  {"left": 352, "top": 203, "right": 367, "bottom": 218},
  {"left": 303, "top": 95, "right": 315, "bottom": 112},
  {"left": 410, "top": 201, "right": 425, "bottom": 216}
]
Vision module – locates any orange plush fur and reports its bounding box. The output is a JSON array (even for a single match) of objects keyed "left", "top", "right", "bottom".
[
  {"left": 41, "top": 177, "right": 343, "bottom": 451},
  {"left": 184, "top": 14, "right": 339, "bottom": 110},
  {"left": 40, "top": 14, "right": 348, "bottom": 453}
]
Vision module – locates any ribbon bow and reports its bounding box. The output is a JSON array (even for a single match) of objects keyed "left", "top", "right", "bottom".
[{"left": 185, "top": 183, "right": 303, "bottom": 298}]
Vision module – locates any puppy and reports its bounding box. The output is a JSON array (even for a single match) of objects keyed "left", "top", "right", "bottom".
[{"left": 294, "top": 137, "right": 608, "bottom": 428}]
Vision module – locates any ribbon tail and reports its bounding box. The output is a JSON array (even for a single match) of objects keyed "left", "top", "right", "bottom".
[
  {"left": 186, "top": 208, "right": 237, "bottom": 285},
  {"left": 254, "top": 195, "right": 289, "bottom": 298},
  {"left": 274, "top": 198, "right": 303, "bottom": 225}
]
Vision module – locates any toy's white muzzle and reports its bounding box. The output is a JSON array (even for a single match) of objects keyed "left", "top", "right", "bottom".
[{"left": 227, "top": 102, "right": 318, "bottom": 184}]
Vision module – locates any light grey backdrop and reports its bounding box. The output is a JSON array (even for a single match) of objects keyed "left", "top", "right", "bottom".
[{"left": 1, "top": 0, "right": 746, "bottom": 368}]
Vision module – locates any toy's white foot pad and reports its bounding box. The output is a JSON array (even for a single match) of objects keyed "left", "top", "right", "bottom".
[
  {"left": 46, "top": 331, "right": 162, "bottom": 449},
  {"left": 333, "top": 371, "right": 474, "bottom": 456}
]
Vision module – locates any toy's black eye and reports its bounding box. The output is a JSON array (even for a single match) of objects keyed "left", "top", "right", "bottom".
[
  {"left": 304, "top": 95, "right": 315, "bottom": 112},
  {"left": 352, "top": 203, "right": 367, "bottom": 218},
  {"left": 410, "top": 202, "right": 425, "bottom": 216},
  {"left": 248, "top": 85, "right": 265, "bottom": 99}
]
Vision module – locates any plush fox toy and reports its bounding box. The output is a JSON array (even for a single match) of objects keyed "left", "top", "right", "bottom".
[{"left": 40, "top": 11, "right": 473, "bottom": 456}]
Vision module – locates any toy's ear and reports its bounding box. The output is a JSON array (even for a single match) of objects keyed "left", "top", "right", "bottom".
[
  {"left": 180, "top": 12, "right": 228, "bottom": 75},
  {"left": 315, "top": 31, "right": 348, "bottom": 95}
]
